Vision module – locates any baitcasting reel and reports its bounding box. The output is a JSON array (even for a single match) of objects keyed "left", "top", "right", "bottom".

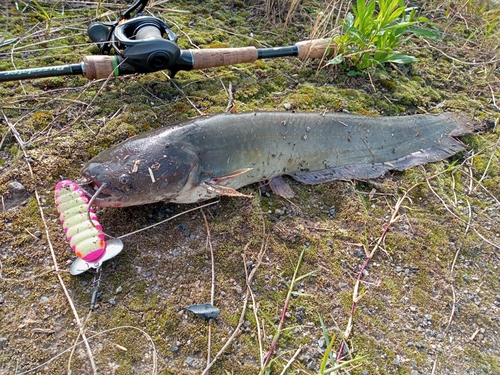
[{"left": 87, "top": 0, "right": 180, "bottom": 74}]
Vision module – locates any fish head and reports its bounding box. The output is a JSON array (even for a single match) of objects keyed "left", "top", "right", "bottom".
[{"left": 81, "top": 140, "right": 200, "bottom": 207}]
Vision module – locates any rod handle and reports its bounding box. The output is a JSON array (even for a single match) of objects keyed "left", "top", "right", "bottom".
[
  {"left": 83, "top": 56, "right": 119, "bottom": 80},
  {"left": 190, "top": 47, "right": 259, "bottom": 70},
  {"left": 295, "top": 38, "right": 336, "bottom": 59}
]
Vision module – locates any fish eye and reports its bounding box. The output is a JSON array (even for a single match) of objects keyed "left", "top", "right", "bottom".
[{"left": 118, "top": 174, "right": 130, "bottom": 185}]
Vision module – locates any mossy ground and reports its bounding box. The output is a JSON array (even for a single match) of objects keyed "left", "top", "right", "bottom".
[{"left": 0, "top": 0, "right": 499, "bottom": 374}]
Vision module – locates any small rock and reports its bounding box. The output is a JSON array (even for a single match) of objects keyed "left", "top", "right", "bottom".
[
  {"left": 0, "top": 337, "right": 7, "bottom": 349},
  {"left": 8, "top": 181, "right": 26, "bottom": 198},
  {"left": 175, "top": 223, "right": 188, "bottom": 233},
  {"left": 318, "top": 337, "right": 326, "bottom": 348},
  {"left": 283, "top": 103, "right": 292, "bottom": 110},
  {"left": 171, "top": 345, "right": 179, "bottom": 353},
  {"left": 424, "top": 314, "right": 432, "bottom": 321},
  {"left": 146, "top": 271, "right": 152, "bottom": 277},
  {"left": 243, "top": 321, "right": 251, "bottom": 328},
  {"left": 353, "top": 248, "right": 364, "bottom": 258},
  {"left": 108, "top": 298, "right": 116, "bottom": 305},
  {"left": 34, "top": 230, "right": 42, "bottom": 238},
  {"left": 274, "top": 208, "right": 284, "bottom": 217},
  {"left": 300, "top": 354, "right": 311, "bottom": 363},
  {"left": 115, "top": 286, "right": 123, "bottom": 294},
  {"left": 40, "top": 296, "right": 49, "bottom": 303},
  {"left": 462, "top": 274, "right": 469, "bottom": 281}
]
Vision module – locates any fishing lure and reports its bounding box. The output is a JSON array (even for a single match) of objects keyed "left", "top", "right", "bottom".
[
  {"left": 54, "top": 180, "right": 123, "bottom": 275},
  {"left": 54, "top": 180, "right": 106, "bottom": 261}
]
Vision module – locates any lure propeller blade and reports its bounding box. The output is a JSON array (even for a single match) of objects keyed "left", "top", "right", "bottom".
[{"left": 69, "top": 238, "right": 124, "bottom": 275}]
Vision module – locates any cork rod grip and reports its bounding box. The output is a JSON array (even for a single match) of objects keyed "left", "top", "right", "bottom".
[
  {"left": 83, "top": 56, "right": 117, "bottom": 80},
  {"left": 190, "top": 47, "right": 259, "bottom": 70},
  {"left": 295, "top": 39, "right": 336, "bottom": 59}
]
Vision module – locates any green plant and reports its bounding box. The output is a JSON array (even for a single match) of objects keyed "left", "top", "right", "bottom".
[
  {"left": 31, "top": 0, "right": 56, "bottom": 28},
  {"left": 329, "top": 0, "right": 441, "bottom": 71},
  {"left": 260, "top": 249, "right": 316, "bottom": 375},
  {"left": 316, "top": 315, "right": 369, "bottom": 374}
]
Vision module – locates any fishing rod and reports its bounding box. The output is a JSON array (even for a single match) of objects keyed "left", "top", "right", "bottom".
[{"left": 0, "top": 0, "right": 334, "bottom": 82}]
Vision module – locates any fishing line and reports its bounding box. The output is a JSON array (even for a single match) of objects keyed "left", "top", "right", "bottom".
[
  {"left": 84, "top": 182, "right": 219, "bottom": 239},
  {"left": 117, "top": 200, "right": 220, "bottom": 239},
  {"left": 84, "top": 182, "right": 117, "bottom": 237}
]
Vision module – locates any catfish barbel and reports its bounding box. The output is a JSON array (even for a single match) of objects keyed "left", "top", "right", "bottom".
[{"left": 81, "top": 112, "right": 473, "bottom": 207}]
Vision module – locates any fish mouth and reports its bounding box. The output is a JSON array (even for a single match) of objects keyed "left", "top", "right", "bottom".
[{"left": 79, "top": 178, "right": 124, "bottom": 207}]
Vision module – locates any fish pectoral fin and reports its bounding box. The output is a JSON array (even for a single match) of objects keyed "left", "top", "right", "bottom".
[
  {"left": 211, "top": 168, "right": 253, "bottom": 183},
  {"left": 201, "top": 181, "right": 253, "bottom": 198},
  {"left": 269, "top": 176, "right": 295, "bottom": 198}
]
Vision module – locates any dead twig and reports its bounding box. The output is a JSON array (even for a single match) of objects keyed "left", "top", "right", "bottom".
[
  {"left": 488, "top": 84, "right": 500, "bottom": 112},
  {"left": 201, "top": 208, "right": 215, "bottom": 374},
  {"left": 279, "top": 345, "right": 302, "bottom": 375},
  {"left": 475, "top": 134, "right": 500, "bottom": 189},
  {"left": 1, "top": 111, "right": 97, "bottom": 374},
  {"left": 336, "top": 182, "right": 421, "bottom": 363},
  {"left": 161, "top": 71, "right": 203, "bottom": 116},
  {"left": 201, "top": 236, "right": 267, "bottom": 375},
  {"left": 262, "top": 248, "right": 315, "bottom": 370},
  {"left": 225, "top": 81, "right": 235, "bottom": 113},
  {"left": 16, "top": 325, "right": 157, "bottom": 375}
]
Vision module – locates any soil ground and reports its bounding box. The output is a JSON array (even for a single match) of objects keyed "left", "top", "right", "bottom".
[{"left": 0, "top": 1, "right": 499, "bottom": 374}]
